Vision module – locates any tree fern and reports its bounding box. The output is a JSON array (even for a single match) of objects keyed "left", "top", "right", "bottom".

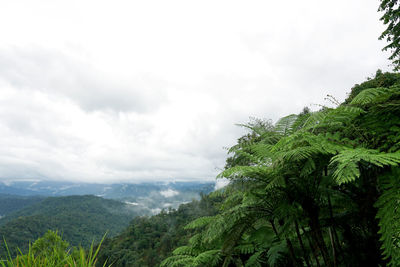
[
  {"left": 192, "top": 250, "right": 222, "bottom": 267},
  {"left": 330, "top": 148, "right": 400, "bottom": 184},
  {"left": 350, "top": 87, "right": 392, "bottom": 105},
  {"left": 160, "top": 255, "right": 195, "bottom": 267},
  {"left": 274, "top": 114, "right": 298, "bottom": 136},
  {"left": 185, "top": 217, "right": 215, "bottom": 230},
  {"left": 266, "top": 240, "right": 287, "bottom": 267},
  {"left": 245, "top": 251, "right": 265, "bottom": 267},
  {"left": 376, "top": 168, "right": 400, "bottom": 266}
]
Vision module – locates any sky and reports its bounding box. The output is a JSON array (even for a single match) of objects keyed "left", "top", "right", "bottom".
[{"left": 0, "top": 0, "right": 392, "bottom": 183}]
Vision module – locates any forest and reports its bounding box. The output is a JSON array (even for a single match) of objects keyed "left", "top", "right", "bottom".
[{"left": 0, "top": 195, "right": 138, "bottom": 259}]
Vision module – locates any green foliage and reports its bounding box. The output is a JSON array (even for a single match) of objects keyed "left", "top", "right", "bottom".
[
  {"left": 0, "top": 195, "right": 137, "bottom": 258},
  {"left": 31, "top": 230, "right": 69, "bottom": 258},
  {"left": 330, "top": 148, "right": 400, "bottom": 184},
  {"left": 96, "top": 194, "right": 222, "bottom": 267},
  {"left": 376, "top": 168, "right": 400, "bottom": 266},
  {"left": 163, "top": 73, "right": 400, "bottom": 267},
  {"left": 350, "top": 87, "right": 392, "bottom": 105},
  {"left": 266, "top": 240, "right": 287, "bottom": 267},
  {"left": 0, "top": 195, "right": 44, "bottom": 217},
  {"left": 379, "top": 0, "right": 400, "bottom": 69},
  {"left": 0, "top": 231, "right": 108, "bottom": 267}
]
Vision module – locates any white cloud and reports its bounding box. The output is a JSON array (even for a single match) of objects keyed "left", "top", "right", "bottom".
[
  {"left": 0, "top": 47, "right": 167, "bottom": 112},
  {"left": 215, "top": 179, "right": 230, "bottom": 190},
  {"left": 160, "top": 189, "right": 179, "bottom": 198},
  {"left": 0, "top": 0, "right": 393, "bottom": 183}
]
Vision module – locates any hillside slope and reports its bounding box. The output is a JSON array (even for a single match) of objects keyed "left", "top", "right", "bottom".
[
  {"left": 96, "top": 193, "right": 222, "bottom": 267},
  {"left": 0, "top": 195, "right": 138, "bottom": 257},
  {"left": 0, "top": 194, "right": 44, "bottom": 217}
]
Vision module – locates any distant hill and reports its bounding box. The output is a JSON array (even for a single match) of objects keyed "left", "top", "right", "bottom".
[
  {"left": 0, "top": 181, "right": 216, "bottom": 215},
  {"left": 0, "top": 195, "right": 138, "bottom": 257},
  {"left": 0, "top": 194, "right": 44, "bottom": 217},
  {"left": 0, "top": 181, "right": 215, "bottom": 198}
]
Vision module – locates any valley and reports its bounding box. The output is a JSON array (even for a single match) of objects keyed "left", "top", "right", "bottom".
[{"left": 0, "top": 181, "right": 216, "bottom": 258}]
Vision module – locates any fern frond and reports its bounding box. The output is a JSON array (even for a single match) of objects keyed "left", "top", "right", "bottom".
[
  {"left": 192, "top": 250, "right": 222, "bottom": 267},
  {"left": 267, "top": 240, "right": 287, "bottom": 267},
  {"left": 234, "top": 243, "right": 256, "bottom": 254},
  {"left": 245, "top": 251, "right": 265, "bottom": 267},
  {"left": 274, "top": 114, "right": 298, "bottom": 136},
  {"left": 376, "top": 168, "right": 400, "bottom": 266},
  {"left": 189, "top": 234, "right": 203, "bottom": 247},
  {"left": 160, "top": 255, "right": 195, "bottom": 267},
  {"left": 330, "top": 149, "right": 400, "bottom": 184},
  {"left": 185, "top": 216, "right": 215, "bottom": 230},
  {"left": 249, "top": 143, "right": 274, "bottom": 160},
  {"left": 350, "top": 87, "right": 391, "bottom": 105},
  {"left": 218, "top": 166, "right": 270, "bottom": 180},
  {"left": 302, "top": 110, "right": 329, "bottom": 130},
  {"left": 300, "top": 158, "right": 316, "bottom": 177},
  {"left": 172, "top": 246, "right": 198, "bottom": 256}
]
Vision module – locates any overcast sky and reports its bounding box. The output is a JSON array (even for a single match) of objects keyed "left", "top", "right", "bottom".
[{"left": 0, "top": 0, "right": 392, "bottom": 183}]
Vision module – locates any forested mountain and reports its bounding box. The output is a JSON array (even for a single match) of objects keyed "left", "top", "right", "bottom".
[
  {"left": 0, "top": 194, "right": 44, "bottom": 217},
  {"left": 96, "top": 193, "right": 222, "bottom": 267},
  {"left": 0, "top": 181, "right": 214, "bottom": 199},
  {"left": 0, "top": 195, "right": 138, "bottom": 257},
  {"left": 0, "top": 181, "right": 215, "bottom": 216}
]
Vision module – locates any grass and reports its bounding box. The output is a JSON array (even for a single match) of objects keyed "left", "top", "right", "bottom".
[{"left": 0, "top": 232, "right": 109, "bottom": 267}]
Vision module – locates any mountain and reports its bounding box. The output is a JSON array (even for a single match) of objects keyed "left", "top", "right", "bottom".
[
  {"left": 96, "top": 193, "right": 222, "bottom": 267},
  {"left": 0, "top": 195, "right": 138, "bottom": 257},
  {"left": 0, "top": 181, "right": 216, "bottom": 215},
  {"left": 0, "top": 194, "right": 45, "bottom": 217}
]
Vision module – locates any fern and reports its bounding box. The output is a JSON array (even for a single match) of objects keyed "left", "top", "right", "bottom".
[
  {"left": 300, "top": 158, "right": 316, "bottom": 177},
  {"left": 350, "top": 87, "right": 391, "bottom": 105},
  {"left": 245, "top": 251, "right": 264, "bottom": 267},
  {"left": 376, "top": 168, "right": 400, "bottom": 266},
  {"left": 185, "top": 217, "right": 215, "bottom": 230},
  {"left": 330, "top": 148, "right": 400, "bottom": 184},
  {"left": 234, "top": 243, "right": 256, "bottom": 255},
  {"left": 160, "top": 255, "right": 195, "bottom": 267},
  {"left": 274, "top": 114, "right": 298, "bottom": 136},
  {"left": 192, "top": 250, "right": 222, "bottom": 267},
  {"left": 267, "top": 240, "right": 287, "bottom": 267},
  {"left": 172, "top": 246, "right": 198, "bottom": 256}
]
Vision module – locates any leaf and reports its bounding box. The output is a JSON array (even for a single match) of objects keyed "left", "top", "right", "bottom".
[
  {"left": 193, "top": 250, "right": 221, "bottom": 267},
  {"left": 330, "top": 148, "right": 400, "bottom": 184},
  {"left": 185, "top": 217, "right": 214, "bottom": 230},
  {"left": 350, "top": 87, "right": 391, "bottom": 105},
  {"left": 376, "top": 168, "right": 400, "bottom": 266},
  {"left": 274, "top": 114, "right": 298, "bottom": 136},
  {"left": 267, "top": 240, "right": 287, "bottom": 267}
]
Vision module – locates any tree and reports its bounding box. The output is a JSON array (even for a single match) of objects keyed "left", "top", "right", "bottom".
[
  {"left": 379, "top": 0, "right": 400, "bottom": 70},
  {"left": 31, "top": 230, "right": 69, "bottom": 258}
]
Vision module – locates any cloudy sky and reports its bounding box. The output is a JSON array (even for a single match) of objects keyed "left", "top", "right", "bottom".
[{"left": 0, "top": 0, "right": 392, "bottom": 183}]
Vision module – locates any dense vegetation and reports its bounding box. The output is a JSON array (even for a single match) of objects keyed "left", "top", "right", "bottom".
[
  {"left": 0, "top": 230, "right": 106, "bottom": 267},
  {"left": 96, "top": 194, "right": 222, "bottom": 267},
  {"left": 161, "top": 71, "right": 400, "bottom": 266},
  {"left": 379, "top": 0, "right": 400, "bottom": 69},
  {"left": 0, "top": 194, "right": 44, "bottom": 217},
  {"left": 0, "top": 195, "right": 137, "bottom": 258}
]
